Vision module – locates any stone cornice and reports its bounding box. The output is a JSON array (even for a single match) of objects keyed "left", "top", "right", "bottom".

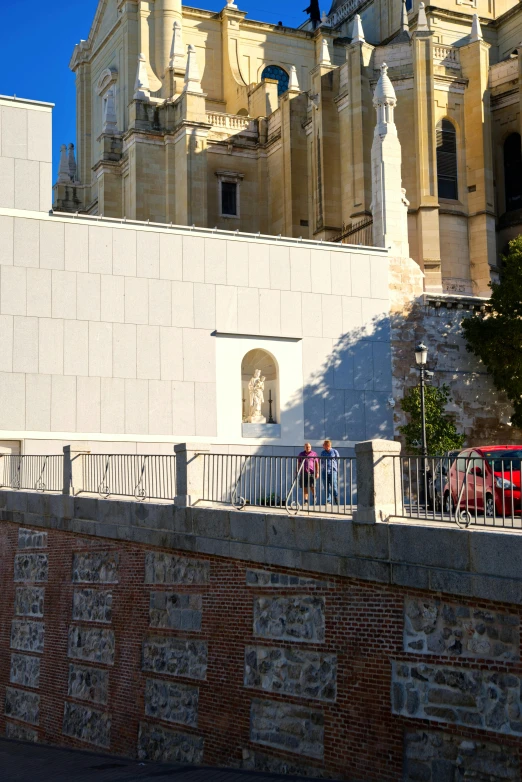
[{"left": 423, "top": 292, "right": 490, "bottom": 310}]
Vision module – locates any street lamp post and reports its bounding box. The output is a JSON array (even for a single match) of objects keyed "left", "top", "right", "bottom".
[
  {"left": 415, "top": 342, "right": 428, "bottom": 460},
  {"left": 415, "top": 342, "right": 428, "bottom": 459}
]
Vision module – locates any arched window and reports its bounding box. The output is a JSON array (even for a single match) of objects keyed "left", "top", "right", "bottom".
[
  {"left": 504, "top": 133, "right": 522, "bottom": 212},
  {"left": 241, "top": 349, "right": 279, "bottom": 424},
  {"left": 261, "top": 65, "right": 289, "bottom": 97},
  {"left": 436, "top": 119, "right": 458, "bottom": 200}
]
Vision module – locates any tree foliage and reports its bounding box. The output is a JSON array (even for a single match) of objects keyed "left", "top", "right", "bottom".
[
  {"left": 399, "top": 384, "right": 465, "bottom": 456},
  {"left": 462, "top": 235, "right": 522, "bottom": 428}
]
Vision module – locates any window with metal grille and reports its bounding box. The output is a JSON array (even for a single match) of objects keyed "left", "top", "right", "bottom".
[
  {"left": 261, "top": 65, "right": 289, "bottom": 97},
  {"left": 504, "top": 133, "right": 522, "bottom": 212},
  {"left": 436, "top": 119, "right": 458, "bottom": 200},
  {"left": 221, "top": 182, "right": 237, "bottom": 216}
]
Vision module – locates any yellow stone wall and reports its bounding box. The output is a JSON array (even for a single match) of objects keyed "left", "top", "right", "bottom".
[{"left": 59, "top": 0, "right": 522, "bottom": 298}]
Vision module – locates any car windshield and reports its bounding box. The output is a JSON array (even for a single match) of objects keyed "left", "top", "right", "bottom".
[{"left": 483, "top": 450, "right": 522, "bottom": 472}]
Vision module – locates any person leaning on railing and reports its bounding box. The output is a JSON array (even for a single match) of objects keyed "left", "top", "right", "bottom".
[
  {"left": 297, "top": 443, "right": 319, "bottom": 505},
  {"left": 320, "top": 439, "right": 339, "bottom": 504}
]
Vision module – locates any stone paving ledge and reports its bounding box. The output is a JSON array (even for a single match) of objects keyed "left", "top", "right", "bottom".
[
  {"left": 0, "top": 738, "right": 327, "bottom": 782},
  {"left": 3, "top": 489, "right": 522, "bottom": 605}
]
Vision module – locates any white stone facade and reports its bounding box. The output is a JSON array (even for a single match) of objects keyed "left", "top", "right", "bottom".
[{"left": 0, "top": 95, "right": 393, "bottom": 455}]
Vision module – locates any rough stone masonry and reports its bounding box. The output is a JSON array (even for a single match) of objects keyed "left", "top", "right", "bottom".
[{"left": 2, "top": 494, "right": 522, "bottom": 781}]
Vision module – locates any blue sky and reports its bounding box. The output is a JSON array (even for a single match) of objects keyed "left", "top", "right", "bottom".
[{"left": 1, "top": 0, "right": 313, "bottom": 182}]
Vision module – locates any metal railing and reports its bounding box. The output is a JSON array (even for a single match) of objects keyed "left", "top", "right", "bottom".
[
  {"left": 330, "top": 217, "right": 373, "bottom": 246},
  {"left": 201, "top": 454, "right": 356, "bottom": 515},
  {"left": 393, "top": 454, "right": 522, "bottom": 529},
  {"left": 0, "top": 455, "right": 63, "bottom": 492},
  {"left": 80, "top": 454, "right": 176, "bottom": 502}
]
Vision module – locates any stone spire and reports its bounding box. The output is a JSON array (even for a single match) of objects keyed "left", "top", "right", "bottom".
[
  {"left": 57, "top": 145, "right": 70, "bottom": 183},
  {"left": 400, "top": 0, "right": 410, "bottom": 36},
  {"left": 67, "top": 144, "right": 77, "bottom": 182},
  {"left": 183, "top": 45, "right": 203, "bottom": 93},
  {"left": 102, "top": 88, "right": 118, "bottom": 133},
  {"left": 169, "top": 20, "right": 185, "bottom": 69},
  {"left": 416, "top": 2, "right": 429, "bottom": 31},
  {"left": 288, "top": 65, "right": 300, "bottom": 91},
  {"left": 319, "top": 38, "right": 331, "bottom": 65},
  {"left": 134, "top": 53, "right": 151, "bottom": 100},
  {"left": 351, "top": 14, "right": 365, "bottom": 43},
  {"left": 371, "top": 64, "right": 409, "bottom": 256},
  {"left": 470, "top": 13, "right": 483, "bottom": 42}
]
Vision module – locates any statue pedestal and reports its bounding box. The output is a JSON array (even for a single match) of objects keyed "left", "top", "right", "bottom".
[
  {"left": 242, "top": 423, "right": 281, "bottom": 439},
  {"left": 246, "top": 415, "right": 266, "bottom": 424}
]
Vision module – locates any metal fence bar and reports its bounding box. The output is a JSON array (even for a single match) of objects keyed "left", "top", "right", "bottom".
[
  {"left": 199, "top": 453, "right": 356, "bottom": 516},
  {"left": 392, "top": 453, "right": 522, "bottom": 530},
  {"left": 79, "top": 454, "right": 176, "bottom": 501},
  {"left": 0, "top": 455, "right": 64, "bottom": 492}
]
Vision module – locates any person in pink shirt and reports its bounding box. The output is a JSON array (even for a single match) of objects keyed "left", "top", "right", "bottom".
[{"left": 297, "top": 442, "right": 319, "bottom": 504}]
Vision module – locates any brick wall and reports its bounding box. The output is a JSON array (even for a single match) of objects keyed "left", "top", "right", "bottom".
[{"left": 1, "top": 519, "right": 522, "bottom": 781}]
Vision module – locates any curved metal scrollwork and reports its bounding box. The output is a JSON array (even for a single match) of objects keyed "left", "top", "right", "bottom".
[
  {"left": 98, "top": 455, "right": 112, "bottom": 498},
  {"left": 133, "top": 456, "right": 148, "bottom": 502},
  {"left": 231, "top": 457, "right": 247, "bottom": 510},
  {"left": 34, "top": 456, "right": 48, "bottom": 493},
  {"left": 285, "top": 461, "right": 304, "bottom": 516}
]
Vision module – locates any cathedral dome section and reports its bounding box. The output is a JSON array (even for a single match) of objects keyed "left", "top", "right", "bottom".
[{"left": 260, "top": 65, "right": 289, "bottom": 96}]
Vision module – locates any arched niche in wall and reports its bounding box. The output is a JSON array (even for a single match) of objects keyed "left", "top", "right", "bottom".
[{"left": 241, "top": 348, "right": 279, "bottom": 424}]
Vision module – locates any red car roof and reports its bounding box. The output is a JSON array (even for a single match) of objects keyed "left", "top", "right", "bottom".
[{"left": 472, "top": 446, "right": 522, "bottom": 453}]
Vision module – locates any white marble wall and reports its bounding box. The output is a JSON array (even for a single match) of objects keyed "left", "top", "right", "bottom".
[
  {"left": 0, "top": 95, "right": 393, "bottom": 452},
  {"left": 0, "top": 97, "right": 53, "bottom": 213}
]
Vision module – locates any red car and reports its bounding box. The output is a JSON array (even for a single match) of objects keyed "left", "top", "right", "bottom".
[{"left": 444, "top": 446, "right": 522, "bottom": 518}]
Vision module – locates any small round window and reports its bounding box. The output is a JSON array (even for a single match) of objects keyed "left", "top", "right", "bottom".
[{"left": 261, "top": 65, "right": 289, "bottom": 96}]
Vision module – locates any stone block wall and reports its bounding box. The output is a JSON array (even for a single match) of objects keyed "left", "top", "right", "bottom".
[
  {"left": 1, "top": 513, "right": 522, "bottom": 780},
  {"left": 389, "top": 256, "right": 522, "bottom": 445}
]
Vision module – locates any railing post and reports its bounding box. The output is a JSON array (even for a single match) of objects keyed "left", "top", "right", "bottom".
[
  {"left": 174, "top": 443, "right": 210, "bottom": 507},
  {"left": 63, "top": 445, "right": 90, "bottom": 496},
  {"left": 353, "top": 439, "right": 402, "bottom": 523}
]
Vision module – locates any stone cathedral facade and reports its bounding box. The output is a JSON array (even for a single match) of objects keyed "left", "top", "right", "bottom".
[{"left": 55, "top": 0, "right": 522, "bottom": 300}]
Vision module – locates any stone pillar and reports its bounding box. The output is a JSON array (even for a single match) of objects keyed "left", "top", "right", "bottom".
[
  {"left": 174, "top": 443, "right": 210, "bottom": 507},
  {"left": 371, "top": 64, "right": 409, "bottom": 258},
  {"left": 63, "top": 445, "right": 90, "bottom": 496},
  {"left": 353, "top": 439, "right": 402, "bottom": 523},
  {"left": 338, "top": 39, "right": 374, "bottom": 228},
  {"left": 460, "top": 26, "right": 495, "bottom": 297},
  {"left": 412, "top": 23, "right": 442, "bottom": 292}
]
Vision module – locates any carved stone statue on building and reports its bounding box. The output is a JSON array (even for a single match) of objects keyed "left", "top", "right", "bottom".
[{"left": 246, "top": 369, "right": 266, "bottom": 423}]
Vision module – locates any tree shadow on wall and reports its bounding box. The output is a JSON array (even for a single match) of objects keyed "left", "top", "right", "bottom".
[{"left": 283, "top": 300, "right": 519, "bottom": 454}]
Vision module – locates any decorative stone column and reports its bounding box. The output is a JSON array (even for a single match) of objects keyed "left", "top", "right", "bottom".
[
  {"left": 63, "top": 445, "right": 90, "bottom": 496},
  {"left": 353, "top": 439, "right": 402, "bottom": 523},
  {"left": 174, "top": 443, "right": 210, "bottom": 507},
  {"left": 371, "top": 63, "right": 410, "bottom": 258}
]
